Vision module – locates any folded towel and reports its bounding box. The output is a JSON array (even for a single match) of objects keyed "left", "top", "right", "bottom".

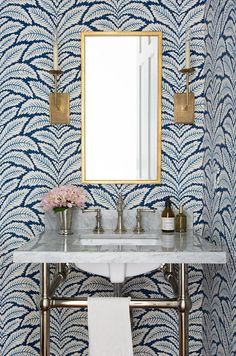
[{"left": 88, "top": 297, "right": 133, "bottom": 356}]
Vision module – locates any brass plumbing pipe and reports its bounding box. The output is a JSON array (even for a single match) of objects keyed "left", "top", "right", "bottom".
[
  {"left": 162, "top": 263, "right": 178, "bottom": 296},
  {"left": 49, "top": 263, "right": 70, "bottom": 297}
]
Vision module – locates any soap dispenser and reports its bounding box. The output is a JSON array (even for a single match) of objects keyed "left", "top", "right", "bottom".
[
  {"left": 161, "top": 197, "right": 175, "bottom": 232},
  {"left": 175, "top": 205, "right": 187, "bottom": 232}
]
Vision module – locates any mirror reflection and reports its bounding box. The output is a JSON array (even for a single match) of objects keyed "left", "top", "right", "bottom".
[{"left": 82, "top": 32, "right": 162, "bottom": 183}]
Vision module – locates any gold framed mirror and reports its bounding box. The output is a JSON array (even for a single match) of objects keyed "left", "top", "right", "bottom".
[{"left": 81, "top": 31, "right": 162, "bottom": 184}]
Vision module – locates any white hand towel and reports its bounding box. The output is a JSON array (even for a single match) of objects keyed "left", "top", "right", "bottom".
[{"left": 88, "top": 297, "right": 133, "bottom": 356}]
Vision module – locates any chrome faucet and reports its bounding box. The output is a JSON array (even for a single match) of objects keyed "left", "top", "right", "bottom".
[{"left": 114, "top": 194, "right": 127, "bottom": 233}]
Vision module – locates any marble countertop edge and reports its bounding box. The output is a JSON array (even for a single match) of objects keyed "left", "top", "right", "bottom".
[{"left": 13, "top": 250, "right": 227, "bottom": 265}]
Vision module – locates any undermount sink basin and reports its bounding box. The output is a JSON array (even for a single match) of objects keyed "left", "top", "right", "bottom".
[{"left": 75, "top": 232, "right": 162, "bottom": 283}]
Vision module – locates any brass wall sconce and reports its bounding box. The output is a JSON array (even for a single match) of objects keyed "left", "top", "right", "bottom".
[
  {"left": 49, "top": 69, "right": 70, "bottom": 124},
  {"left": 174, "top": 67, "right": 195, "bottom": 124},
  {"left": 49, "top": 39, "right": 70, "bottom": 125},
  {"left": 174, "top": 28, "right": 195, "bottom": 124}
]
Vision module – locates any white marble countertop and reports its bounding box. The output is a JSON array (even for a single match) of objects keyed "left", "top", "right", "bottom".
[{"left": 13, "top": 230, "right": 227, "bottom": 265}]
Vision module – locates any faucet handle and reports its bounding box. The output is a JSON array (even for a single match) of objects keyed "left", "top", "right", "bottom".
[
  {"left": 82, "top": 208, "right": 104, "bottom": 234},
  {"left": 133, "top": 208, "right": 156, "bottom": 233},
  {"left": 139, "top": 208, "right": 156, "bottom": 212},
  {"left": 82, "top": 208, "right": 97, "bottom": 213},
  {"left": 94, "top": 209, "right": 104, "bottom": 234}
]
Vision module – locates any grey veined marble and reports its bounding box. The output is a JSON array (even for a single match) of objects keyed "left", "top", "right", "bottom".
[
  {"left": 14, "top": 210, "right": 226, "bottom": 282},
  {"left": 14, "top": 229, "right": 226, "bottom": 265},
  {"left": 45, "top": 209, "right": 193, "bottom": 231},
  {"left": 44, "top": 208, "right": 194, "bottom": 232}
]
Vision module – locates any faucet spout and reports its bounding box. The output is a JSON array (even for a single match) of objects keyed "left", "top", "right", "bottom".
[{"left": 114, "top": 194, "right": 127, "bottom": 233}]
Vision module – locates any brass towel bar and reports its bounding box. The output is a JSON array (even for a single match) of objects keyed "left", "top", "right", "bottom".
[{"left": 51, "top": 297, "right": 180, "bottom": 309}]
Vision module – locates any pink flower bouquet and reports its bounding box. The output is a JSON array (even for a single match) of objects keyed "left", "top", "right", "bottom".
[{"left": 42, "top": 185, "right": 86, "bottom": 213}]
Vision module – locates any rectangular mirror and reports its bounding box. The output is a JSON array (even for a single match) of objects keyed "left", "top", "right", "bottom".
[{"left": 81, "top": 32, "right": 162, "bottom": 184}]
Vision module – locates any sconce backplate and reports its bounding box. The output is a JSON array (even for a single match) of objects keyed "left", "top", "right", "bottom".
[
  {"left": 174, "top": 92, "right": 195, "bottom": 124},
  {"left": 49, "top": 93, "right": 70, "bottom": 125}
]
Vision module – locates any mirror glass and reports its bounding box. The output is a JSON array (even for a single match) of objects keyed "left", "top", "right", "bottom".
[{"left": 82, "top": 32, "right": 162, "bottom": 183}]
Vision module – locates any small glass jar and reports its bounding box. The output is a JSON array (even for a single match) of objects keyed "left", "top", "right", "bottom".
[{"left": 175, "top": 206, "right": 187, "bottom": 232}]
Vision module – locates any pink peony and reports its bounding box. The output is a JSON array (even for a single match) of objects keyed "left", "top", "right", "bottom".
[{"left": 42, "top": 185, "right": 86, "bottom": 212}]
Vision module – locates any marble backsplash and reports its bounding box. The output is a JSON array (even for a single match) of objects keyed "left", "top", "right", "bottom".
[{"left": 45, "top": 208, "right": 193, "bottom": 233}]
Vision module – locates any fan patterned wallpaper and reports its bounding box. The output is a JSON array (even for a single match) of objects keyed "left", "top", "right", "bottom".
[
  {"left": 0, "top": 1, "right": 207, "bottom": 355},
  {"left": 202, "top": 0, "right": 236, "bottom": 355}
]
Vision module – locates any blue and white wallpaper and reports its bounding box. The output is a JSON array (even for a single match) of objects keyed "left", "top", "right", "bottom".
[
  {"left": 202, "top": 0, "right": 236, "bottom": 355},
  {"left": 0, "top": 0, "right": 209, "bottom": 355}
]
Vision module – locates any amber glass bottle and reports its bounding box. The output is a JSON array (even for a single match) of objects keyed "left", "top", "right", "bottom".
[
  {"left": 175, "top": 205, "right": 187, "bottom": 232},
  {"left": 161, "top": 198, "right": 175, "bottom": 232}
]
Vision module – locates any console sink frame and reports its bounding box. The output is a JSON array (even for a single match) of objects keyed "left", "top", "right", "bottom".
[
  {"left": 13, "top": 230, "right": 226, "bottom": 356},
  {"left": 40, "top": 262, "right": 190, "bottom": 356}
]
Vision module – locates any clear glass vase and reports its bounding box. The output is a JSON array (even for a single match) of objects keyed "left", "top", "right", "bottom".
[{"left": 58, "top": 208, "right": 73, "bottom": 235}]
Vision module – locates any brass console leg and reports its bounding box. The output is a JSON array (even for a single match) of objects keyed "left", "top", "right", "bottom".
[
  {"left": 38, "top": 262, "right": 191, "bottom": 356},
  {"left": 178, "top": 264, "right": 191, "bottom": 356},
  {"left": 40, "top": 263, "right": 50, "bottom": 356}
]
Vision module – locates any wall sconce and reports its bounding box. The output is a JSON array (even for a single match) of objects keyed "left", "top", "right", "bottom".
[
  {"left": 174, "top": 30, "right": 195, "bottom": 124},
  {"left": 49, "top": 38, "right": 70, "bottom": 124}
]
